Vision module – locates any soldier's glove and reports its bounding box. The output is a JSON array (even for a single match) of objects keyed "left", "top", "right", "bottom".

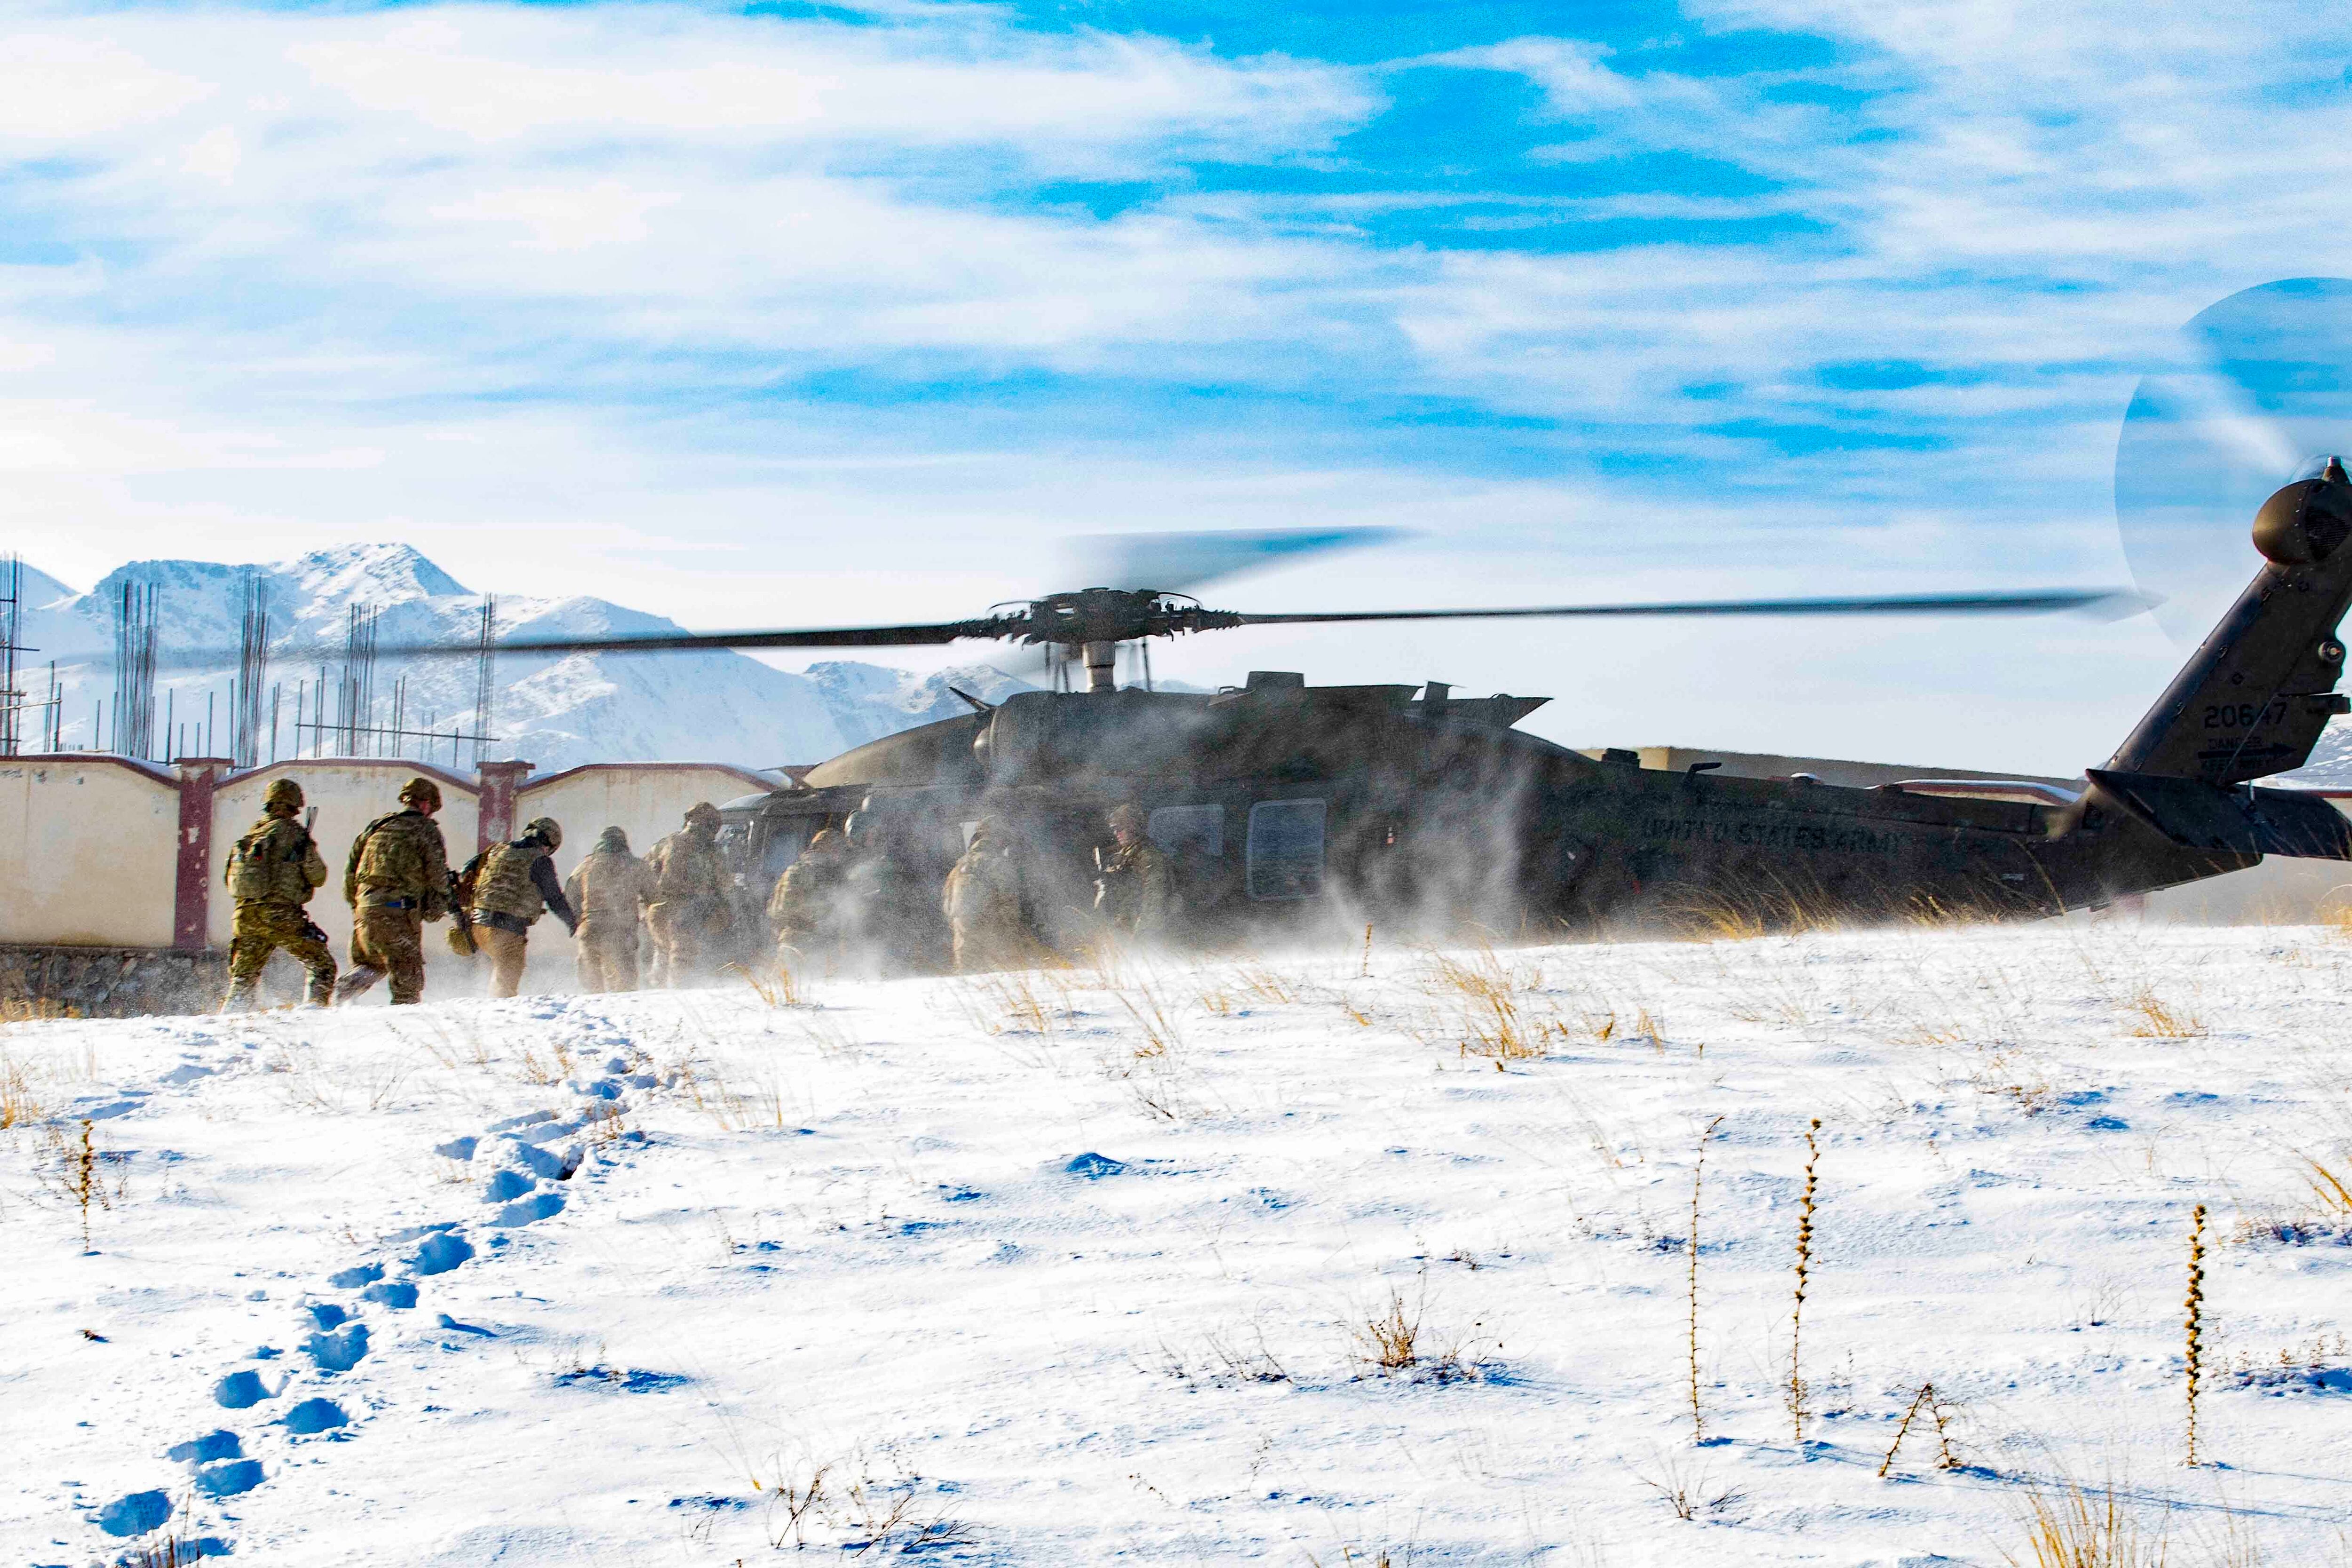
[
  {"left": 446, "top": 924, "right": 479, "bottom": 959},
  {"left": 300, "top": 916, "right": 330, "bottom": 947}
]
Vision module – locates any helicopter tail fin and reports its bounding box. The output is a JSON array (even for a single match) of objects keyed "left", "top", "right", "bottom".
[
  {"left": 2106, "top": 467, "right": 2352, "bottom": 786},
  {"left": 2090, "top": 465, "right": 2352, "bottom": 859}
]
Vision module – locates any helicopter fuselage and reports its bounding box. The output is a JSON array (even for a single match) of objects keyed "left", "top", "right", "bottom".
[{"left": 726, "top": 672, "right": 2256, "bottom": 946}]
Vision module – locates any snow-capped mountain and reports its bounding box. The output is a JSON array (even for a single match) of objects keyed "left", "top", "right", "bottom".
[{"left": 12, "top": 545, "right": 1042, "bottom": 775}]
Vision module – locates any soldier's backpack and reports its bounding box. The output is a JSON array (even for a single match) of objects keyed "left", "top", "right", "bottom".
[{"left": 228, "top": 821, "right": 311, "bottom": 905}]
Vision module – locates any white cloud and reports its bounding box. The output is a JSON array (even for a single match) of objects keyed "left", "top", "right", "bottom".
[
  {"left": 0, "top": 31, "right": 210, "bottom": 143},
  {"left": 4, "top": 0, "right": 2351, "bottom": 767}
]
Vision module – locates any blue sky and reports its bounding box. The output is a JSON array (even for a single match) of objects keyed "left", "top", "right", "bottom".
[{"left": 3, "top": 0, "right": 2350, "bottom": 770}]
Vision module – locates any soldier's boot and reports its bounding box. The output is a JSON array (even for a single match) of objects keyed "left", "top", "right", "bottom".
[
  {"left": 334, "top": 965, "right": 386, "bottom": 1006},
  {"left": 302, "top": 966, "right": 336, "bottom": 1008},
  {"left": 219, "top": 979, "right": 262, "bottom": 1015}
]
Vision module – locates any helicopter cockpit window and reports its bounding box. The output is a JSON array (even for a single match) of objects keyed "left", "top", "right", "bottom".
[
  {"left": 1246, "top": 799, "right": 1326, "bottom": 901},
  {"left": 1148, "top": 805, "right": 1224, "bottom": 861}
]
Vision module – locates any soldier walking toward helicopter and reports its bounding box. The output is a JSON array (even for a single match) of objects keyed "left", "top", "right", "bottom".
[
  {"left": 566, "top": 826, "right": 656, "bottom": 992},
  {"left": 943, "top": 817, "right": 1036, "bottom": 973},
  {"left": 644, "top": 802, "right": 730, "bottom": 986},
  {"left": 334, "top": 776, "right": 453, "bottom": 1006},
  {"left": 1095, "top": 803, "right": 1176, "bottom": 941},
  {"left": 767, "top": 826, "right": 851, "bottom": 972},
  {"left": 219, "top": 777, "right": 335, "bottom": 1011},
  {"left": 456, "top": 816, "right": 579, "bottom": 998}
]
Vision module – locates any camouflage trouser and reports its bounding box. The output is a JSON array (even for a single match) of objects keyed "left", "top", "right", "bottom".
[
  {"left": 951, "top": 920, "right": 1031, "bottom": 976},
  {"left": 576, "top": 918, "right": 639, "bottom": 993},
  {"left": 773, "top": 926, "right": 838, "bottom": 978},
  {"left": 646, "top": 900, "right": 723, "bottom": 988},
  {"left": 336, "top": 906, "right": 427, "bottom": 1006},
  {"left": 222, "top": 901, "right": 336, "bottom": 1011},
  {"left": 477, "top": 925, "right": 530, "bottom": 998}
]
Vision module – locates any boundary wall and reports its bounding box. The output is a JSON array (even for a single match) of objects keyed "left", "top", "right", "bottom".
[{"left": 1, "top": 755, "right": 778, "bottom": 1011}]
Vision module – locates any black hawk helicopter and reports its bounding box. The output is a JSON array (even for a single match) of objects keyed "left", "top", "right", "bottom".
[
  {"left": 358, "top": 465, "right": 2352, "bottom": 955},
  {"left": 306, "top": 279, "right": 2352, "bottom": 952}
]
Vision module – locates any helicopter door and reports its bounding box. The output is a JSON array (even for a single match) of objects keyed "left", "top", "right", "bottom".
[
  {"left": 1246, "top": 799, "right": 1327, "bottom": 900},
  {"left": 1147, "top": 805, "right": 1224, "bottom": 859}
]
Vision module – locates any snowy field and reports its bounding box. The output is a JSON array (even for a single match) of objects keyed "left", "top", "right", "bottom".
[{"left": 6, "top": 925, "right": 2352, "bottom": 1566}]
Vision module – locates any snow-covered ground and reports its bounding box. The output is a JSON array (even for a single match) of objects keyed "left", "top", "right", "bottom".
[{"left": 6, "top": 925, "right": 2352, "bottom": 1566}]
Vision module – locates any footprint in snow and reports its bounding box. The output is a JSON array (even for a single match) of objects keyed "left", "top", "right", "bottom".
[
  {"left": 166, "top": 1431, "right": 242, "bottom": 1465},
  {"left": 283, "top": 1397, "right": 349, "bottom": 1434},
  {"left": 194, "top": 1459, "right": 266, "bottom": 1499},
  {"left": 212, "top": 1369, "right": 274, "bottom": 1410},
  {"left": 494, "top": 1192, "right": 566, "bottom": 1227},
  {"left": 95, "top": 1489, "right": 173, "bottom": 1539},
  {"left": 410, "top": 1230, "right": 475, "bottom": 1276},
  {"left": 483, "top": 1168, "right": 536, "bottom": 1203},
  {"left": 302, "top": 1321, "right": 369, "bottom": 1373}
]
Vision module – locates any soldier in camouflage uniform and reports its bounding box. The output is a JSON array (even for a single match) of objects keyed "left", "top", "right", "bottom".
[
  {"left": 766, "top": 827, "right": 850, "bottom": 972},
  {"left": 564, "top": 825, "right": 656, "bottom": 993},
  {"left": 1095, "top": 802, "right": 1175, "bottom": 940},
  {"left": 457, "top": 816, "right": 579, "bottom": 999},
  {"left": 219, "top": 776, "right": 335, "bottom": 1011},
  {"left": 644, "top": 802, "right": 729, "bottom": 987},
  {"left": 942, "top": 817, "right": 1034, "bottom": 973},
  {"left": 334, "top": 775, "right": 453, "bottom": 1006}
]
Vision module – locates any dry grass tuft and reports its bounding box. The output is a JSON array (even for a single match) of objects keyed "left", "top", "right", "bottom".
[
  {"left": 1420, "top": 943, "right": 1560, "bottom": 1067},
  {"left": 1637, "top": 1450, "right": 1744, "bottom": 1522},
  {"left": 0, "top": 1051, "right": 45, "bottom": 1129},
  {"left": 1971, "top": 1047, "right": 2058, "bottom": 1116},
  {"left": 1232, "top": 963, "right": 1302, "bottom": 1005},
  {"left": 1120, "top": 988, "right": 1182, "bottom": 1060},
  {"left": 2297, "top": 1154, "right": 2352, "bottom": 1221},
  {"left": 732, "top": 959, "right": 813, "bottom": 1009},
  {"left": 968, "top": 971, "right": 1068, "bottom": 1038},
  {"left": 1352, "top": 1278, "right": 1491, "bottom": 1384},
  {"left": 2004, "top": 1475, "right": 2174, "bottom": 1568},
  {"left": 1358, "top": 1289, "right": 1422, "bottom": 1373},
  {"left": 2126, "top": 988, "right": 2206, "bottom": 1040}
]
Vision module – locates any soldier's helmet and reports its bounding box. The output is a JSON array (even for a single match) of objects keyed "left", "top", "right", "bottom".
[
  {"left": 262, "top": 777, "right": 304, "bottom": 813},
  {"left": 1108, "top": 803, "right": 1147, "bottom": 835},
  {"left": 595, "top": 826, "right": 630, "bottom": 853},
  {"left": 525, "top": 816, "right": 562, "bottom": 850},
  {"left": 399, "top": 776, "right": 443, "bottom": 812},
  {"left": 685, "top": 801, "right": 722, "bottom": 830}
]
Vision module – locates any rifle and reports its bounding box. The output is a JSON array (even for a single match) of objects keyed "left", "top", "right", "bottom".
[
  {"left": 298, "top": 807, "right": 329, "bottom": 947},
  {"left": 445, "top": 868, "right": 480, "bottom": 959}
]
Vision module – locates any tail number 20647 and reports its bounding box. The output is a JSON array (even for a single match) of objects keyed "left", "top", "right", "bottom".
[{"left": 2203, "top": 698, "right": 2287, "bottom": 730}]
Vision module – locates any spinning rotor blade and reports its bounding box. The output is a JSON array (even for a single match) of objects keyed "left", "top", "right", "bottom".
[
  {"left": 2116, "top": 277, "right": 2352, "bottom": 646},
  {"left": 360, "top": 617, "right": 994, "bottom": 663},
  {"left": 1058, "top": 525, "right": 1407, "bottom": 596},
  {"left": 1233, "top": 587, "right": 2152, "bottom": 628}
]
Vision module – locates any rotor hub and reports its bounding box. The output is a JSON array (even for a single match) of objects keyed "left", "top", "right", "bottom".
[{"left": 990, "top": 588, "right": 1244, "bottom": 652}]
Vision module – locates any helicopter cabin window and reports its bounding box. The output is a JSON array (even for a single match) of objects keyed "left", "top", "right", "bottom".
[
  {"left": 1148, "top": 805, "right": 1224, "bottom": 862},
  {"left": 1246, "top": 799, "right": 1326, "bottom": 901}
]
